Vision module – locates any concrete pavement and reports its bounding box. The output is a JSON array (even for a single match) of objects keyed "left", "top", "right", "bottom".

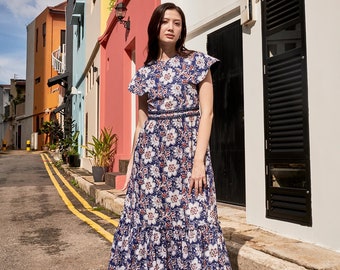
[
  {"left": 4, "top": 150, "right": 339, "bottom": 269},
  {"left": 61, "top": 165, "right": 340, "bottom": 270}
]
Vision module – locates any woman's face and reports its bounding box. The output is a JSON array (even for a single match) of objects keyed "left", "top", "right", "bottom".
[{"left": 158, "top": 9, "right": 182, "bottom": 48}]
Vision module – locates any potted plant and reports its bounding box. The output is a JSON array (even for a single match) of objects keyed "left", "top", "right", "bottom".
[
  {"left": 39, "top": 120, "right": 64, "bottom": 151},
  {"left": 58, "top": 137, "right": 69, "bottom": 163},
  {"left": 57, "top": 118, "right": 75, "bottom": 163},
  {"left": 39, "top": 120, "right": 52, "bottom": 151},
  {"left": 82, "top": 127, "right": 118, "bottom": 182},
  {"left": 67, "top": 130, "right": 80, "bottom": 167}
]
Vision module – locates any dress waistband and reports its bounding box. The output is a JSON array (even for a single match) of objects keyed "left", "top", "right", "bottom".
[{"left": 148, "top": 107, "right": 200, "bottom": 120}]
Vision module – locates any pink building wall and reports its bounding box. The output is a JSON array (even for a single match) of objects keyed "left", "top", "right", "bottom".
[{"left": 99, "top": 0, "right": 160, "bottom": 171}]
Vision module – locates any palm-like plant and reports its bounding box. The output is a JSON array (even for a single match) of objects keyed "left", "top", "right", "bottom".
[{"left": 83, "top": 127, "right": 118, "bottom": 168}]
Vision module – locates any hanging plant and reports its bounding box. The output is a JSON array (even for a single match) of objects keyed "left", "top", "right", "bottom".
[{"left": 109, "top": 0, "right": 117, "bottom": 11}]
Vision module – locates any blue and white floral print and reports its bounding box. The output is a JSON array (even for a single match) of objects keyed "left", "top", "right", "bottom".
[{"left": 108, "top": 51, "right": 232, "bottom": 270}]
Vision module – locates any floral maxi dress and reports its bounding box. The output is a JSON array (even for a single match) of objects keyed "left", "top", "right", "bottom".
[{"left": 108, "top": 51, "right": 232, "bottom": 270}]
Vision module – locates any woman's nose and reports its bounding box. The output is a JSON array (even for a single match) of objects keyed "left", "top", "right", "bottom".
[{"left": 168, "top": 22, "right": 174, "bottom": 30}]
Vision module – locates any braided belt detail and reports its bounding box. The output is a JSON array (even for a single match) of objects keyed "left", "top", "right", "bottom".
[{"left": 148, "top": 106, "right": 200, "bottom": 120}]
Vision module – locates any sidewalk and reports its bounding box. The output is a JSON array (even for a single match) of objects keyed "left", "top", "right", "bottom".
[{"left": 64, "top": 165, "right": 340, "bottom": 270}]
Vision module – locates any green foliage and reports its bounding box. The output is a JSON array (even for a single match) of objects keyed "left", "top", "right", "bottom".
[
  {"left": 49, "top": 143, "right": 57, "bottom": 151},
  {"left": 39, "top": 120, "right": 63, "bottom": 145},
  {"left": 93, "top": 206, "right": 106, "bottom": 212},
  {"left": 57, "top": 119, "right": 79, "bottom": 158},
  {"left": 70, "top": 178, "right": 79, "bottom": 188},
  {"left": 53, "top": 160, "right": 63, "bottom": 168},
  {"left": 13, "top": 95, "right": 25, "bottom": 105},
  {"left": 82, "top": 127, "right": 118, "bottom": 167},
  {"left": 109, "top": 0, "right": 116, "bottom": 10},
  {"left": 67, "top": 130, "right": 80, "bottom": 156}
]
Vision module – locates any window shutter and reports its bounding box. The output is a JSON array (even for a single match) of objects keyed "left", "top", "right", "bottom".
[
  {"left": 265, "top": 0, "right": 300, "bottom": 34},
  {"left": 262, "top": 0, "right": 312, "bottom": 226},
  {"left": 266, "top": 49, "right": 307, "bottom": 158}
]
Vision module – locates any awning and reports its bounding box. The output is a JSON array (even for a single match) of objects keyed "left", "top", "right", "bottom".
[
  {"left": 52, "top": 103, "right": 66, "bottom": 115},
  {"left": 47, "top": 72, "right": 69, "bottom": 87}
]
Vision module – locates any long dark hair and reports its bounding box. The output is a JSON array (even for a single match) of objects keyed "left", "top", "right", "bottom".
[{"left": 144, "top": 3, "right": 190, "bottom": 66}]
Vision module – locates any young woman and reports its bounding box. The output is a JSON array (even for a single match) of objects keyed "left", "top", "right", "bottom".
[{"left": 108, "top": 3, "right": 232, "bottom": 269}]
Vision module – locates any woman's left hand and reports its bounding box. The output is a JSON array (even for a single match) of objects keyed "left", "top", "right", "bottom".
[{"left": 189, "top": 160, "right": 207, "bottom": 196}]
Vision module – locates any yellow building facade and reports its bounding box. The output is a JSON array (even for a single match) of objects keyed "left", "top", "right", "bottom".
[{"left": 31, "top": 2, "right": 66, "bottom": 149}]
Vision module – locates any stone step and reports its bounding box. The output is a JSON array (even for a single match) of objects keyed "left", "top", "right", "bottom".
[{"left": 105, "top": 172, "right": 125, "bottom": 189}]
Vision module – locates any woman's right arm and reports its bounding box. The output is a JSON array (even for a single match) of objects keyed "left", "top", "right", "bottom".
[{"left": 122, "top": 94, "right": 148, "bottom": 190}]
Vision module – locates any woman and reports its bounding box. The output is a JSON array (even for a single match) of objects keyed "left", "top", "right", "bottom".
[{"left": 108, "top": 3, "right": 232, "bottom": 269}]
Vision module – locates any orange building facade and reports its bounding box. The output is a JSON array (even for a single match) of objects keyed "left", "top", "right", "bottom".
[
  {"left": 99, "top": 0, "right": 160, "bottom": 174},
  {"left": 32, "top": 2, "right": 66, "bottom": 149}
]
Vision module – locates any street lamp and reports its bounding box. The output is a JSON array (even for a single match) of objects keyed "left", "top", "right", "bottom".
[{"left": 115, "top": 2, "right": 130, "bottom": 30}]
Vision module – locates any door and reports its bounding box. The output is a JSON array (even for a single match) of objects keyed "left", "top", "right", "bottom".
[
  {"left": 207, "top": 21, "right": 246, "bottom": 206},
  {"left": 17, "top": 125, "right": 22, "bottom": 149}
]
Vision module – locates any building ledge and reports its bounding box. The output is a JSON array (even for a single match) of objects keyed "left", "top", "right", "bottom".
[{"left": 47, "top": 72, "right": 69, "bottom": 87}]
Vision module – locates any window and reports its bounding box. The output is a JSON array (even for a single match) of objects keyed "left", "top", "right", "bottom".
[
  {"left": 60, "top": 30, "right": 66, "bottom": 52},
  {"left": 35, "top": 28, "right": 38, "bottom": 52},
  {"left": 76, "top": 16, "right": 84, "bottom": 49},
  {"left": 36, "top": 116, "right": 39, "bottom": 132},
  {"left": 266, "top": 23, "right": 302, "bottom": 58},
  {"left": 92, "top": 65, "right": 95, "bottom": 87},
  {"left": 262, "top": 0, "right": 311, "bottom": 226},
  {"left": 86, "top": 74, "right": 89, "bottom": 93},
  {"left": 85, "top": 113, "right": 88, "bottom": 156},
  {"left": 77, "top": 20, "right": 81, "bottom": 49},
  {"left": 71, "top": 1, "right": 85, "bottom": 49},
  {"left": 42, "top": 23, "right": 46, "bottom": 47}
]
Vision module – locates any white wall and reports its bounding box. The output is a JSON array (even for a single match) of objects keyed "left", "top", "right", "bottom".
[
  {"left": 241, "top": 0, "right": 267, "bottom": 230},
  {"left": 0, "top": 86, "right": 5, "bottom": 142},
  {"left": 82, "top": 0, "right": 109, "bottom": 172},
  {"left": 304, "top": 0, "right": 340, "bottom": 251},
  {"left": 21, "top": 21, "right": 36, "bottom": 148},
  {"left": 163, "top": 0, "right": 240, "bottom": 53},
  {"left": 243, "top": 5, "right": 317, "bottom": 242},
  {"left": 245, "top": 1, "right": 340, "bottom": 252},
  {"left": 164, "top": 0, "right": 340, "bottom": 252}
]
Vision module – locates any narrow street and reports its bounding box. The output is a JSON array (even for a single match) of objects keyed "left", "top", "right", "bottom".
[{"left": 0, "top": 150, "right": 118, "bottom": 270}]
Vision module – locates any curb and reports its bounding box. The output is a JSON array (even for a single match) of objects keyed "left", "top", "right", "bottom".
[{"left": 63, "top": 166, "right": 340, "bottom": 270}]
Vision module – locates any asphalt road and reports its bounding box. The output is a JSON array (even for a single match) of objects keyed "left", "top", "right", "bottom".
[{"left": 0, "top": 150, "right": 117, "bottom": 270}]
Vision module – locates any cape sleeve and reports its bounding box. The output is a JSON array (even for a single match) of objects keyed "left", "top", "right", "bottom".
[
  {"left": 128, "top": 66, "right": 151, "bottom": 96},
  {"left": 186, "top": 51, "right": 219, "bottom": 85}
]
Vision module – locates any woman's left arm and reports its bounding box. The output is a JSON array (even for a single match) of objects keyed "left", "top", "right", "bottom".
[{"left": 189, "top": 69, "right": 214, "bottom": 196}]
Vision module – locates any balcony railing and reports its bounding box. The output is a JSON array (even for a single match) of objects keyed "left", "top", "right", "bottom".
[{"left": 52, "top": 44, "right": 66, "bottom": 74}]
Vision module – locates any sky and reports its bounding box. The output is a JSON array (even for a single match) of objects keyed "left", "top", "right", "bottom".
[{"left": 0, "top": 0, "right": 63, "bottom": 84}]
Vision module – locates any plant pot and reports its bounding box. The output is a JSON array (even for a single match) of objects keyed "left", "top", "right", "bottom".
[
  {"left": 68, "top": 154, "right": 80, "bottom": 167},
  {"left": 62, "top": 153, "right": 68, "bottom": 164},
  {"left": 92, "top": 166, "right": 109, "bottom": 182}
]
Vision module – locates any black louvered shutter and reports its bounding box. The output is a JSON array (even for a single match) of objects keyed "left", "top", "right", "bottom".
[{"left": 262, "top": 0, "right": 312, "bottom": 226}]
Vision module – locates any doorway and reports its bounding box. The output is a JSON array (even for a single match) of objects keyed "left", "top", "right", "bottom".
[
  {"left": 207, "top": 20, "right": 245, "bottom": 206},
  {"left": 17, "top": 125, "right": 22, "bottom": 149}
]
